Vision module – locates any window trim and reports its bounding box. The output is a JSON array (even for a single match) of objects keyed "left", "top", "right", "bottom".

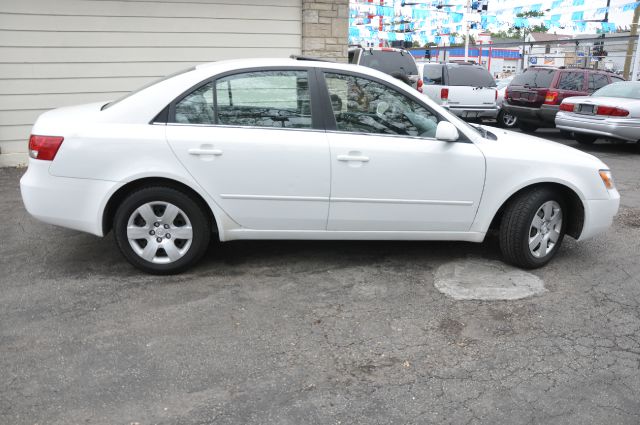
[
  {"left": 164, "top": 66, "right": 324, "bottom": 131},
  {"left": 316, "top": 68, "right": 469, "bottom": 142}
]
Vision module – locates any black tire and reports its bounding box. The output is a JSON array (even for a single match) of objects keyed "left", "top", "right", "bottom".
[
  {"left": 499, "top": 187, "right": 567, "bottom": 269},
  {"left": 574, "top": 133, "right": 597, "bottom": 145},
  {"left": 559, "top": 130, "right": 573, "bottom": 139},
  {"left": 114, "top": 186, "right": 211, "bottom": 274},
  {"left": 518, "top": 121, "right": 538, "bottom": 133},
  {"left": 497, "top": 110, "right": 518, "bottom": 128}
]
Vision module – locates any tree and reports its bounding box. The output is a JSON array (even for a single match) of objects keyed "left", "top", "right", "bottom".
[{"left": 491, "top": 10, "right": 549, "bottom": 40}]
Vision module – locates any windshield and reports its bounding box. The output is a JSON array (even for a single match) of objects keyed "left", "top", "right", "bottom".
[
  {"left": 511, "top": 68, "right": 555, "bottom": 88},
  {"left": 592, "top": 81, "right": 640, "bottom": 99},
  {"left": 102, "top": 66, "right": 196, "bottom": 110},
  {"left": 446, "top": 64, "right": 496, "bottom": 87},
  {"left": 360, "top": 51, "right": 418, "bottom": 76}
]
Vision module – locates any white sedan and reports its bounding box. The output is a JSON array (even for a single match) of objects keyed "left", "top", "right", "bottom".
[
  {"left": 555, "top": 81, "right": 640, "bottom": 145},
  {"left": 21, "top": 58, "right": 620, "bottom": 274}
]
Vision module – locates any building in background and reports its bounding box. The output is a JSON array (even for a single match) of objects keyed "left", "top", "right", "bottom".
[{"left": 0, "top": 0, "right": 349, "bottom": 166}]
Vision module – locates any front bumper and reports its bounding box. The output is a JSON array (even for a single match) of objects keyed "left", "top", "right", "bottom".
[
  {"left": 579, "top": 190, "right": 620, "bottom": 241},
  {"left": 20, "top": 159, "right": 115, "bottom": 236},
  {"left": 503, "top": 104, "right": 558, "bottom": 126},
  {"left": 555, "top": 112, "right": 640, "bottom": 142},
  {"left": 446, "top": 106, "right": 499, "bottom": 119}
]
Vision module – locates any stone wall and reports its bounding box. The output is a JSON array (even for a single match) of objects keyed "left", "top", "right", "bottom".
[{"left": 301, "top": 0, "right": 349, "bottom": 62}]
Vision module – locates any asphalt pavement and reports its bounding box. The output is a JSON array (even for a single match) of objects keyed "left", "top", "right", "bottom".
[{"left": 1, "top": 130, "right": 639, "bottom": 424}]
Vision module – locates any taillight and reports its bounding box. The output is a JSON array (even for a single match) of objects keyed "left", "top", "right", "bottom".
[
  {"left": 544, "top": 91, "right": 559, "bottom": 105},
  {"left": 559, "top": 103, "right": 575, "bottom": 112},
  {"left": 417, "top": 79, "right": 423, "bottom": 93},
  {"left": 441, "top": 88, "right": 449, "bottom": 100},
  {"left": 596, "top": 106, "right": 629, "bottom": 117},
  {"left": 495, "top": 89, "right": 498, "bottom": 101},
  {"left": 28, "top": 135, "right": 64, "bottom": 161}
]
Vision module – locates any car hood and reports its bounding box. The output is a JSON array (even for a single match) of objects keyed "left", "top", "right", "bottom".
[{"left": 477, "top": 126, "right": 608, "bottom": 170}]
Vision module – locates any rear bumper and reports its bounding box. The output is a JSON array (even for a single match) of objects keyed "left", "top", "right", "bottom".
[
  {"left": 503, "top": 104, "right": 558, "bottom": 126},
  {"left": 446, "top": 106, "right": 499, "bottom": 119},
  {"left": 20, "top": 159, "right": 114, "bottom": 236},
  {"left": 555, "top": 112, "right": 640, "bottom": 142},
  {"left": 579, "top": 191, "right": 620, "bottom": 241}
]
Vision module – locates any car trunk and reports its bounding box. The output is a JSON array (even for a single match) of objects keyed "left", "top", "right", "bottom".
[{"left": 444, "top": 64, "right": 496, "bottom": 107}]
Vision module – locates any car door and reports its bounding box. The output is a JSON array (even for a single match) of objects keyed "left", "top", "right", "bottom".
[
  {"left": 320, "top": 71, "right": 486, "bottom": 232},
  {"left": 166, "top": 68, "right": 330, "bottom": 231}
]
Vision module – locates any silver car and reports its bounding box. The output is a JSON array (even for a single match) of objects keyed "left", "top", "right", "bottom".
[{"left": 555, "top": 81, "right": 640, "bottom": 145}]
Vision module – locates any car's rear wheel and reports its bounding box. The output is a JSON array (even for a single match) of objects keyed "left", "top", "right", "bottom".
[
  {"left": 518, "top": 122, "right": 538, "bottom": 133},
  {"left": 499, "top": 187, "right": 566, "bottom": 269},
  {"left": 574, "top": 133, "right": 597, "bottom": 145},
  {"left": 114, "top": 186, "right": 211, "bottom": 274},
  {"left": 498, "top": 110, "right": 518, "bottom": 128}
]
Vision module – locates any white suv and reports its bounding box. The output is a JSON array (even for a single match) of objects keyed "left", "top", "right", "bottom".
[{"left": 419, "top": 62, "right": 499, "bottom": 120}]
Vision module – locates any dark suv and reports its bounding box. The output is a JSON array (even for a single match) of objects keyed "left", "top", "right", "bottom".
[
  {"left": 504, "top": 66, "right": 624, "bottom": 132},
  {"left": 349, "top": 47, "right": 421, "bottom": 91}
]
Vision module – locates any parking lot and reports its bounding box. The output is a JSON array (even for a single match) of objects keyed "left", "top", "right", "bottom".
[{"left": 1, "top": 130, "right": 639, "bottom": 424}]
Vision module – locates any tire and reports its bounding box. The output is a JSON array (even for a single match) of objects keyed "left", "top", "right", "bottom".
[
  {"left": 498, "top": 109, "right": 518, "bottom": 128},
  {"left": 574, "top": 133, "right": 597, "bottom": 145},
  {"left": 518, "top": 121, "right": 538, "bottom": 133},
  {"left": 559, "top": 130, "right": 573, "bottom": 139},
  {"left": 499, "top": 187, "right": 566, "bottom": 269},
  {"left": 114, "top": 186, "right": 211, "bottom": 274}
]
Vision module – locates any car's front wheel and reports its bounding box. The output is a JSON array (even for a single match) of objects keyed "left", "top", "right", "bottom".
[
  {"left": 499, "top": 187, "right": 566, "bottom": 269},
  {"left": 114, "top": 186, "right": 211, "bottom": 274}
]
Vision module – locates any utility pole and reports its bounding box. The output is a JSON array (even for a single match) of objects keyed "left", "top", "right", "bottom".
[
  {"left": 464, "top": 0, "right": 471, "bottom": 62},
  {"left": 623, "top": 4, "right": 640, "bottom": 80}
]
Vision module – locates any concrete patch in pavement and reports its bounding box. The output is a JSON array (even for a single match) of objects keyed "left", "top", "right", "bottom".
[{"left": 434, "top": 258, "right": 546, "bottom": 300}]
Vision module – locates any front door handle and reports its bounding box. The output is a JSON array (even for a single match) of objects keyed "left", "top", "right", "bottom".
[
  {"left": 337, "top": 154, "right": 369, "bottom": 162},
  {"left": 188, "top": 148, "right": 223, "bottom": 156}
]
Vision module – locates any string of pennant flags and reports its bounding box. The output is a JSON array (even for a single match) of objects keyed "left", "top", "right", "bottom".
[{"left": 349, "top": 0, "right": 640, "bottom": 46}]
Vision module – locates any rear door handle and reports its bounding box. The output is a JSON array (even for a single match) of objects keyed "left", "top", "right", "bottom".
[
  {"left": 188, "top": 148, "right": 223, "bottom": 156},
  {"left": 337, "top": 154, "right": 369, "bottom": 162}
]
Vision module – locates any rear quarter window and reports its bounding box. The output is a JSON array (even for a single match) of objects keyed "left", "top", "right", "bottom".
[
  {"left": 557, "top": 71, "right": 585, "bottom": 91},
  {"left": 511, "top": 68, "right": 555, "bottom": 88},
  {"left": 422, "top": 65, "right": 443, "bottom": 85}
]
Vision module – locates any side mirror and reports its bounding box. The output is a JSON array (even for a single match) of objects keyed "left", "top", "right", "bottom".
[{"left": 435, "top": 121, "right": 459, "bottom": 142}]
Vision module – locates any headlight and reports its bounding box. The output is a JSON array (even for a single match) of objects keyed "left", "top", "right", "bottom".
[{"left": 599, "top": 169, "right": 615, "bottom": 190}]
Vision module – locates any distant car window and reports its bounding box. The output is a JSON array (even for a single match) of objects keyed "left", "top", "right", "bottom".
[
  {"left": 324, "top": 72, "right": 439, "bottom": 138},
  {"left": 592, "top": 81, "right": 640, "bottom": 99},
  {"left": 359, "top": 51, "right": 419, "bottom": 76},
  {"left": 557, "top": 71, "right": 585, "bottom": 91},
  {"left": 610, "top": 75, "right": 625, "bottom": 82},
  {"left": 422, "top": 65, "right": 443, "bottom": 85},
  {"left": 175, "top": 83, "right": 214, "bottom": 124},
  {"left": 589, "top": 73, "right": 610, "bottom": 91},
  {"left": 446, "top": 64, "right": 496, "bottom": 87},
  {"left": 214, "top": 70, "right": 312, "bottom": 129},
  {"left": 511, "top": 68, "right": 555, "bottom": 88}
]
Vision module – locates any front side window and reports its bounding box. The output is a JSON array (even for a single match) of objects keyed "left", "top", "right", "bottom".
[
  {"left": 215, "top": 70, "right": 311, "bottom": 129},
  {"left": 324, "top": 72, "right": 440, "bottom": 138},
  {"left": 557, "top": 71, "right": 585, "bottom": 91}
]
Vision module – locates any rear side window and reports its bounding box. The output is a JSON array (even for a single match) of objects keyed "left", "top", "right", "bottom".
[
  {"left": 589, "top": 73, "right": 610, "bottom": 91},
  {"left": 446, "top": 64, "right": 495, "bottom": 87},
  {"left": 610, "top": 75, "right": 625, "bottom": 82},
  {"left": 557, "top": 71, "right": 585, "bottom": 91},
  {"left": 215, "top": 70, "right": 312, "bottom": 129},
  {"left": 422, "top": 65, "right": 443, "bottom": 85},
  {"left": 360, "top": 51, "right": 418, "bottom": 76},
  {"left": 511, "top": 68, "right": 555, "bottom": 88},
  {"left": 173, "top": 70, "right": 312, "bottom": 129}
]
